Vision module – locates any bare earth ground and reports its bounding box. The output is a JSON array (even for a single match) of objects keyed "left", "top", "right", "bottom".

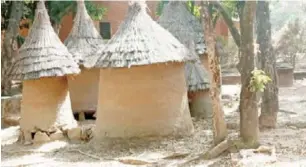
[{"left": 1, "top": 80, "right": 306, "bottom": 167}]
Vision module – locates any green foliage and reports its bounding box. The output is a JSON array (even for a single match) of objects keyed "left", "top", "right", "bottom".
[
  {"left": 1, "top": 0, "right": 106, "bottom": 47},
  {"left": 155, "top": 0, "right": 168, "bottom": 16},
  {"left": 82, "top": 1, "right": 107, "bottom": 21},
  {"left": 16, "top": 35, "right": 25, "bottom": 48},
  {"left": 220, "top": 0, "right": 240, "bottom": 19},
  {"left": 1, "top": 1, "right": 107, "bottom": 29},
  {"left": 249, "top": 68, "right": 272, "bottom": 92},
  {"left": 46, "top": 1, "right": 107, "bottom": 24},
  {"left": 186, "top": 1, "right": 200, "bottom": 18},
  {"left": 45, "top": 1, "right": 74, "bottom": 24}
]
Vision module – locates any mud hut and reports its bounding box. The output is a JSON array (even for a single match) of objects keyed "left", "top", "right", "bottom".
[
  {"left": 64, "top": 0, "right": 104, "bottom": 119},
  {"left": 158, "top": 1, "right": 212, "bottom": 119},
  {"left": 10, "top": 1, "right": 80, "bottom": 144},
  {"left": 87, "top": 1, "right": 195, "bottom": 139}
]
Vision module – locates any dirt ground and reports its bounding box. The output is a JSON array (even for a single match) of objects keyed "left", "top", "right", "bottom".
[{"left": 1, "top": 80, "right": 306, "bottom": 167}]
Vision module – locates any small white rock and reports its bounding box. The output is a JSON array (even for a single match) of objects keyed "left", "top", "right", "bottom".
[
  {"left": 33, "top": 131, "right": 50, "bottom": 143},
  {"left": 67, "top": 127, "right": 82, "bottom": 140}
]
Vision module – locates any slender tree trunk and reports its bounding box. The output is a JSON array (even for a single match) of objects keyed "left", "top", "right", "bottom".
[
  {"left": 238, "top": 1, "right": 259, "bottom": 147},
  {"left": 200, "top": 1, "right": 228, "bottom": 145},
  {"left": 256, "top": 1, "right": 279, "bottom": 129},
  {"left": 1, "top": 1, "right": 24, "bottom": 96}
]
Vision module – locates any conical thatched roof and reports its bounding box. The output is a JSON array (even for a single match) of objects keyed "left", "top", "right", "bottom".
[
  {"left": 158, "top": 1, "right": 210, "bottom": 91},
  {"left": 64, "top": 0, "right": 104, "bottom": 66},
  {"left": 157, "top": 1, "right": 206, "bottom": 55},
  {"left": 11, "top": 1, "right": 80, "bottom": 80},
  {"left": 86, "top": 1, "right": 193, "bottom": 69}
]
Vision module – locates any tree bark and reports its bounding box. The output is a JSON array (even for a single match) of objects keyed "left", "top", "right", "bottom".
[
  {"left": 1, "top": 1, "right": 24, "bottom": 96},
  {"left": 256, "top": 1, "right": 279, "bottom": 129},
  {"left": 200, "top": 1, "right": 228, "bottom": 145},
  {"left": 238, "top": 1, "right": 259, "bottom": 147}
]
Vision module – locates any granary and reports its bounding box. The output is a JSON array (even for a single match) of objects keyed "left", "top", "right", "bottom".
[
  {"left": 10, "top": 1, "right": 80, "bottom": 144},
  {"left": 64, "top": 0, "right": 104, "bottom": 120},
  {"left": 86, "top": 1, "right": 195, "bottom": 139},
  {"left": 158, "top": 1, "right": 212, "bottom": 119}
]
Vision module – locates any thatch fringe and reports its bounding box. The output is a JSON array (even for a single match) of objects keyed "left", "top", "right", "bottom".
[
  {"left": 86, "top": 1, "right": 194, "bottom": 69},
  {"left": 10, "top": 1, "right": 80, "bottom": 80},
  {"left": 64, "top": 0, "right": 104, "bottom": 66},
  {"left": 157, "top": 1, "right": 206, "bottom": 55},
  {"left": 185, "top": 60, "right": 211, "bottom": 92}
]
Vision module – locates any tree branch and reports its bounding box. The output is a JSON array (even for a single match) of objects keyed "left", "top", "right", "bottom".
[{"left": 212, "top": 1, "right": 241, "bottom": 47}]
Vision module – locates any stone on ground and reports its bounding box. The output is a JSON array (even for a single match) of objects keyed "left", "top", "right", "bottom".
[
  {"left": 33, "top": 131, "right": 50, "bottom": 143},
  {"left": 67, "top": 127, "right": 82, "bottom": 140},
  {"left": 49, "top": 130, "right": 65, "bottom": 141}
]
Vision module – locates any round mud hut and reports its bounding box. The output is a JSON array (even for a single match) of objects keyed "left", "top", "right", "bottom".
[
  {"left": 10, "top": 1, "right": 80, "bottom": 144},
  {"left": 64, "top": 0, "right": 104, "bottom": 119},
  {"left": 158, "top": 1, "right": 212, "bottom": 119},
  {"left": 88, "top": 1, "right": 195, "bottom": 139}
]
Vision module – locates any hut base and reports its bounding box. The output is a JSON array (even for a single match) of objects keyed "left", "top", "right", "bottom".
[
  {"left": 68, "top": 67, "right": 100, "bottom": 113},
  {"left": 19, "top": 77, "right": 78, "bottom": 144},
  {"left": 189, "top": 90, "right": 213, "bottom": 119},
  {"left": 94, "top": 63, "right": 194, "bottom": 139}
]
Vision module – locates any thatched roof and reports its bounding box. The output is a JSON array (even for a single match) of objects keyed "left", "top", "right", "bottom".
[
  {"left": 64, "top": 0, "right": 104, "bottom": 66},
  {"left": 85, "top": 1, "right": 193, "bottom": 69},
  {"left": 158, "top": 1, "right": 210, "bottom": 91},
  {"left": 157, "top": 1, "right": 206, "bottom": 56},
  {"left": 10, "top": 1, "right": 80, "bottom": 80},
  {"left": 184, "top": 40, "right": 210, "bottom": 91},
  {"left": 185, "top": 60, "right": 210, "bottom": 92}
]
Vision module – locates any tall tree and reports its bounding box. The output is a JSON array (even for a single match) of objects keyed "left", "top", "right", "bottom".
[
  {"left": 200, "top": 1, "right": 228, "bottom": 145},
  {"left": 238, "top": 1, "right": 259, "bottom": 146},
  {"left": 212, "top": 1, "right": 260, "bottom": 147},
  {"left": 256, "top": 1, "right": 279, "bottom": 128},
  {"left": 1, "top": 1, "right": 24, "bottom": 95}
]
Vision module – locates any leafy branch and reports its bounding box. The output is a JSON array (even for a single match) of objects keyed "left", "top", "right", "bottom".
[{"left": 249, "top": 68, "right": 272, "bottom": 92}]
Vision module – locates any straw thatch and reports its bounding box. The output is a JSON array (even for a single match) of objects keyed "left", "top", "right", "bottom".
[
  {"left": 158, "top": 1, "right": 210, "bottom": 92},
  {"left": 157, "top": 1, "right": 206, "bottom": 55},
  {"left": 86, "top": 1, "right": 194, "bottom": 69},
  {"left": 10, "top": 1, "right": 80, "bottom": 80},
  {"left": 64, "top": 0, "right": 104, "bottom": 66},
  {"left": 185, "top": 60, "right": 210, "bottom": 92},
  {"left": 184, "top": 41, "right": 210, "bottom": 91}
]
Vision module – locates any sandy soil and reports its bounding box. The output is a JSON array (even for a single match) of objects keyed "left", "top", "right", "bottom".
[{"left": 1, "top": 80, "right": 306, "bottom": 167}]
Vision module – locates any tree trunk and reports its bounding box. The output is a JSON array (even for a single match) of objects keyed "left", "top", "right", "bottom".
[
  {"left": 238, "top": 1, "right": 259, "bottom": 147},
  {"left": 200, "top": 1, "right": 228, "bottom": 145},
  {"left": 212, "top": 1, "right": 241, "bottom": 47},
  {"left": 1, "top": 1, "right": 24, "bottom": 96},
  {"left": 256, "top": 1, "right": 279, "bottom": 129}
]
